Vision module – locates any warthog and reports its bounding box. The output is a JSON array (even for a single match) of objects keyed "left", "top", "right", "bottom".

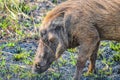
[{"left": 32, "top": 0, "right": 120, "bottom": 80}]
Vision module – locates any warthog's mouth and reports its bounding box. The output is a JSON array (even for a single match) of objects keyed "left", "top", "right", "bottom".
[{"left": 32, "top": 64, "right": 50, "bottom": 74}]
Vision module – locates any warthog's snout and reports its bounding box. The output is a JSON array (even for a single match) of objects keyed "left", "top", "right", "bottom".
[{"left": 32, "top": 61, "right": 50, "bottom": 74}]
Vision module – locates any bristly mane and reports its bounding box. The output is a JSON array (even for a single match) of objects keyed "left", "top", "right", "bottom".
[
  {"left": 42, "top": 5, "right": 69, "bottom": 25},
  {"left": 42, "top": 0, "right": 78, "bottom": 25}
]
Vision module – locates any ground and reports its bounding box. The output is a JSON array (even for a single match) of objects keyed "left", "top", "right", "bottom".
[{"left": 0, "top": 0, "right": 120, "bottom": 80}]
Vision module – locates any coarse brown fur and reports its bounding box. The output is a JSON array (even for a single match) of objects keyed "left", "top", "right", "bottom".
[{"left": 32, "top": 0, "right": 120, "bottom": 80}]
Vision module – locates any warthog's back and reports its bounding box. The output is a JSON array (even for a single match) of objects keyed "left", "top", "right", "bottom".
[
  {"left": 43, "top": 0, "right": 120, "bottom": 41},
  {"left": 86, "top": 0, "right": 120, "bottom": 41}
]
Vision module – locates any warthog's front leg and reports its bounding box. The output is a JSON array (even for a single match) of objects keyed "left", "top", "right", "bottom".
[
  {"left": 74, "top": 36, "right": 100, "bottom": 80},
  {"left": 87, "top": 41, "right": 100, "bottom": 74},
  {"left": 74, "top": 42, "right": 99, "bottom": 80}
]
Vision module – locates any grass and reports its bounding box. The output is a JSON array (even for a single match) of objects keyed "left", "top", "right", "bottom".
[
  {"left": 0, "top": 0, "right": 42, "bottom": 79},
  {"left": 1, "top": 41, "right": 119, "bottom": 79},
  {"left": 110, "top": 42, "right": 120, "bottom": 52},
  {"left": 113, "top": 52, "right": 120, "bottom": 62},
  {"left": 0, "top": 0, "right": 41, "bottom": 40}
]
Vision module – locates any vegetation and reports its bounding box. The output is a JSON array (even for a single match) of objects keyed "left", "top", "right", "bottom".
[
  {"left": 0, "top": 0, "right": 120, "bottom": 80},
  {"left": 0, "top": 0, "right": 40, "bottom": 41}
]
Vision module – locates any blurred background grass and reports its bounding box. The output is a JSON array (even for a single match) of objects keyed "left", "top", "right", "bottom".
[{"left": 0, "top": 0, "right": 42, "bottom": 41}]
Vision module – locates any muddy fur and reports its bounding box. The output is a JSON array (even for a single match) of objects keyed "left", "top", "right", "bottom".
[{"left": 32, "top": 0, "right": 120, "bottom": 80}]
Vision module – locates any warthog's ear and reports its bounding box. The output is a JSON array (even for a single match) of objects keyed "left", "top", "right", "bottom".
[
  {"left": 64, "top": 13, "right": 72, "bottom": 29},
  {"left": 61, "top": 13, "right": 72, "bottom": 47}
]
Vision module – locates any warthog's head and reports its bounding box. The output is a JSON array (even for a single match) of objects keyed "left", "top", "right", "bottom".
[{"left": 32, "top": 14, "right": 70, "bottom": 73}]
